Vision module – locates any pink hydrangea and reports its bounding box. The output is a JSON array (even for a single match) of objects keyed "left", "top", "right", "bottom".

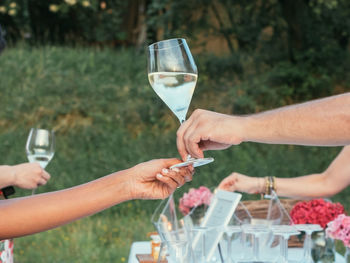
[
  {"left": 179, "top": 186, "right": 213, "bottom": 215},
  {"left": 326, "top": 214, "right": 350, "bottom": 247}
]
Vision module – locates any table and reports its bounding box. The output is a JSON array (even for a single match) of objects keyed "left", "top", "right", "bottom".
[
  {"left": 128, "top": 241, "right": 346, "bottom": 263},
  {"left": 128, "top": 242, "right": 151, "bottom": 263}
]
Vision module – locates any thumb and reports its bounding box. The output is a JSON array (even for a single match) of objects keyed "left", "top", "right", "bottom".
[{"left": 160, "top": 158, "right": 182, "bottom": 168}]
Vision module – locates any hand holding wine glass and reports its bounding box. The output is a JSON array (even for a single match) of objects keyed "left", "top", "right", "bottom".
[
  {"left": 26, "top": 128, "right": 55, "bottom": 194},
  {"left": 147, "top": 38, "right": 214, "bottom": 169}
]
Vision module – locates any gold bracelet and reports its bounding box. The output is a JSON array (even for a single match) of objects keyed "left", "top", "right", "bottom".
[
  {"left": 264, "top": 176, "right": 269, "bottom": 195},
  {"left": 272, "top": 176, "right": 276, "bottom": 193},
  {"left": 264, "top": 176, "right": 276, "bottom": 196}
]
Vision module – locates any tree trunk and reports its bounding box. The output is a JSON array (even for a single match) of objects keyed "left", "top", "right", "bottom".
[{"left": 279, "top": 0, "right": 308, "bottom": 62}]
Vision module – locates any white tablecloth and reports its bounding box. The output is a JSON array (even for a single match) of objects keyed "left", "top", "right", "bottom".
[
  {"left": 128, "top": 242, "right": 151, "bottom": 263},
  {"left": 128, "top": 241, "right": 345, "bottom": 263}
]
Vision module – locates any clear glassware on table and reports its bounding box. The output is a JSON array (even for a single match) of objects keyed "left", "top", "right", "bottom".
[
  {"left": 25, "top": 128, "right": 55, "bottom": 195},
  {"left": 187, "top": 225, "right": 225, "bottom": 263},
  {"left": 294, "top": 224, "right": 323, "bottom": 263},
  {"left": 221, "top": 225, "right": 243, "bottom": 263},
  {"left": 270, "top": 225, "right": 300, "bottom": 263},
  {"left": 240, "top": 224, "right": 275, "bottom": 262},
  {"left": 155, "top": 227, "right": 191, "bottom": 263},
  {"left": 151, "top": 196, "right": 184, "bottom": 263},
  {"left": 165, "top": 240, "right": 192, "bottom": 263},
  {"left": 147, "top": 38, "right": 214, "bottom": 169}
]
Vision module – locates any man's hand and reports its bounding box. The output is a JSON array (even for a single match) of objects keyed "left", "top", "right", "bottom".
[
  {"left": 176, "top": 109, "right": 244, "bottom": 160},
  {"left": 11, "top": 163, "right": 51, "bottom": 189},
  {"left": 127, "top": 158, "right": 194, "bottom": 200}
]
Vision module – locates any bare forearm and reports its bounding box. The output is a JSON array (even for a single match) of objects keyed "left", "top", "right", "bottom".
[
  {"left": 275, "top": 174, "right": 342, "bottom": 199},
  {"left": 0, "top": 169, "right": 132, "bottom": 239},
  {"left": 272, "top": 146, "right": 350, "bottom": 198},
  {"left": 242, "top": 93, "right": 350, "bottom": 146}
]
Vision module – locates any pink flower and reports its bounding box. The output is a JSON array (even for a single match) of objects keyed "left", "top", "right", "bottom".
[
  {"left": 179, "top": 186, "right": 213, "bottom": 216},
  {"left": 326, "top": 214, "right": 350, "bottom": 247}
]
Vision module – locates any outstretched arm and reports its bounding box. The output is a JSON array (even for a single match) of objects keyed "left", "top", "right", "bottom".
[
  {"left": 0, "top": 158, "right": 193, "bottom": 239},
  {"left": 177, "top": 93, "right": 350, "bottom": 160},
  {"left": 219, "top": 146, "right": 350, "bottom": 199},
  {"left": 243, "top": 93, "right": 350, "bottom": 146}
]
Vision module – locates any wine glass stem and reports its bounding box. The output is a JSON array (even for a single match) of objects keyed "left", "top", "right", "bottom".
[
  {"left": 31, "top": 189, "right": 36, "bottom": 195},
  {"left": 253, "top": 234, "right": 260, "bottom": 260},
  {"left": 304, "top": 233, "right": 313, "bottom": 262},
  {"left": 280, "top": 236, "right": 289, "bottom": 263}
]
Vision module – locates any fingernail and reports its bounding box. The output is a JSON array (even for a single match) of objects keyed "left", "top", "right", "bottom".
[
  {"left": 156, "top": 173, "right": 163, "bottom": 179},
  {"left": 185, "top": 176, "right": 191, "bottom": 182},
  {"left": 162, "top": 168, "right": 169, "bottom": 174},
  {"left": 171, "top": 167, "right": 180, "bottom": 172}
]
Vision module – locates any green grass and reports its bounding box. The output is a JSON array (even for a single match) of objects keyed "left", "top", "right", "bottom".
[{"left": 0, "top": 46, "right": 348, "bottom": 262}]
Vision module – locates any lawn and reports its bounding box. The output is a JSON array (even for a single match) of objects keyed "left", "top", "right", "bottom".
[{"left": 0, "top": 46, "right": 347, "bottom": 262}]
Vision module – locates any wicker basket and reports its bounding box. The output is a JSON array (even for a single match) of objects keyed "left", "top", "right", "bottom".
[{"left": 237, "top": 199, "right": 304, "bottom": 247}]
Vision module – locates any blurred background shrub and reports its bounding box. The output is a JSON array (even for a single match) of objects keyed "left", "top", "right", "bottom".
[{"left": 1, "top": 0, "right": 349, "bottom": 105}]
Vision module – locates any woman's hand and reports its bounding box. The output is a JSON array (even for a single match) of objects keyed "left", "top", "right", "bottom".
[
  {"left": 1, "top": 163, "right": 51, "bottom": 189},
  {"left": 218, "top": 172, "right": 263, "bottom": 194},
  {"left": 127, "top": 158, "right": 194, "bottom": 200}
]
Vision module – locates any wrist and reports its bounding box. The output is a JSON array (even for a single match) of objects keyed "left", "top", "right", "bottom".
[
  {"left": 256, "top": 177, "right": 265, "bottom": 194},
  {"left": 115, "top": 168, "right": 136, "bottom": 201},
  {"left": 225, "top": 115, "right": 246, "bottom": 145},
  {"left": 0, "top": 165, "right": 16, "bottom": 187}
]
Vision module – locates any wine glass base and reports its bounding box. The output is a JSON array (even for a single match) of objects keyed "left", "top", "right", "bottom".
[{"left": 170, "top": 157, "right": 214, "bottom": 169}]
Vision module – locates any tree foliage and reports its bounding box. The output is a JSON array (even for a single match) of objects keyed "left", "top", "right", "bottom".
[{"left": 1, "top": 0, "right": 349, "bottom": 108}]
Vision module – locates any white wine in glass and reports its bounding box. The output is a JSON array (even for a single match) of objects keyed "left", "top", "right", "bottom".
[
  {"left": 26, "top": 128, "right": 55, "bottom": 194},
  {"left": 148, "top": 38, "right": 214, "bottom": 168},
  {"left": 148, "top": 72, "right": 197, "bottom": 124}
]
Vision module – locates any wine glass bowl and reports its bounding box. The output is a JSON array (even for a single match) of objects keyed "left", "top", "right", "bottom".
[
  {"left": 26, "top": 128, "right": 55, "bottom": 169},
  {"left": 26, "top": 128, "right": 55, "bottom": 194},
  {"left": 147, "top": 38, "right": 214, "bottom": 168},
  {"left": 148, "top": 38, "right": 197, "bottom": 124}
]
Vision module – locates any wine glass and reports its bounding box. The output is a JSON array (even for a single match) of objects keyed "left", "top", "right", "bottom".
[
  {"left": 270, "top": 225, "right": 300, "bottom": 263},
  {"left": 294, "top": 224, "right": 322, "bottom": 263},
  {"left": 222, "top": 225, "right": 242, "bottom": 263},
  {"left": 241, "top": 224, "right": 272, "bottom": 262},
  {"left": 26, "top": 128, "right": 55, "bottom": 194},
  {"left": 147, "top": 38, "right": 214, "bottom": 169}
]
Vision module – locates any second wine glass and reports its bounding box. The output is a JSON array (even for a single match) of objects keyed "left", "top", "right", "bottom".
[{"left": 26, "top": 128, "right": 55, "bottom": 194}]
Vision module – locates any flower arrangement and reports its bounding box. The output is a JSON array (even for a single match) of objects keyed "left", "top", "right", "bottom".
[
  {"left": 326, "top": 214, "right": 350, "bottom": 247},
  {"left": 290, "top": 199, "right": 344, "bottom": 228},
  {"left": 179, "top": 186, "right": 212, "bottom": 216}
]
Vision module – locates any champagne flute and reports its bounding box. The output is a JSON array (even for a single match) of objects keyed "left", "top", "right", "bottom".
[
  {"left": 147, "top": 38, "right": 214, "bottom": 169},
  {"left": 26, "top": 128, "right": 55, "bottom": 194}
]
